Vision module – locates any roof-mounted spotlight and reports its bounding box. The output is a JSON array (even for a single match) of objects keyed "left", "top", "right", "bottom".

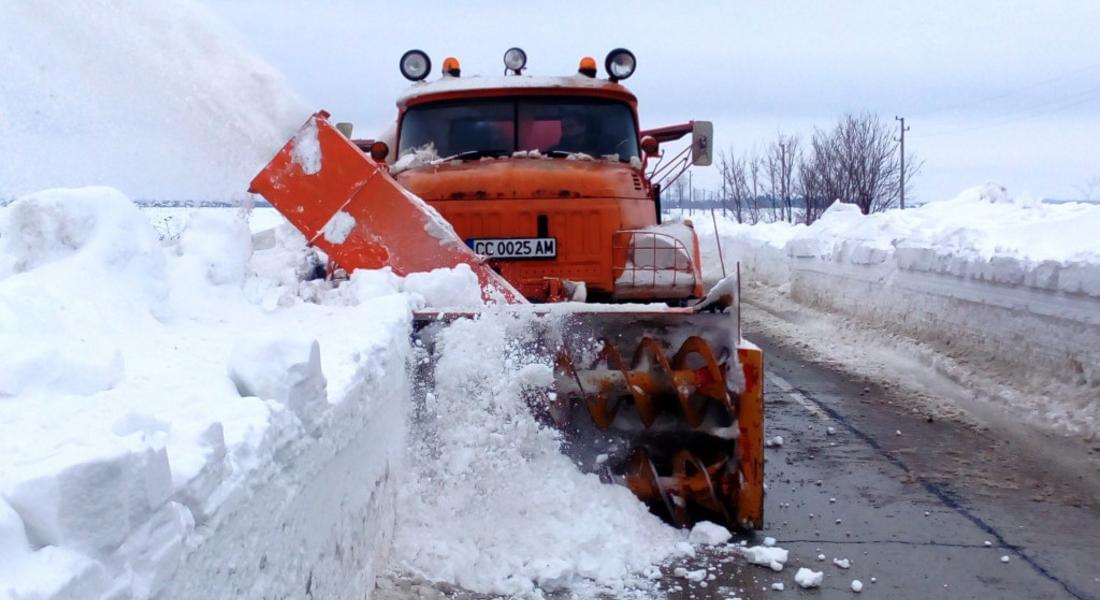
[
  {"left": 577, "top": 56, "right": 597, "bottom": 78},
  {"left": 604, "top": 48, "right": 636, "bottom": 83},
  {"left": 504, "top": 47, "right": 527, "bottom": 75},
  {"left": 442, "top": 56, "right": 461, "bottom": 77},
  {"left": 399, "top": 49, "right": 431, "bottom": 81}
]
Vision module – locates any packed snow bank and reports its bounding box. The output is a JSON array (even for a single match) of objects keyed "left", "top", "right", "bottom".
[
  {"left": 0, "top": 188, "right": 411, "bottom": 598},
  {"left": 0, "top": 1, "right": 308, "bottom": 202},
  {"left": 392, "top": 313, "right": 685, "bottom": 596},
  {"left": 697, "top": 185, "right": 1100, "bottom": 437}
]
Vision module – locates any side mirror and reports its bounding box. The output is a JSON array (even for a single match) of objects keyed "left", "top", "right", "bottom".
[
  {"left": 691, "top": 121, "right": 713, "bottom": 166},
  {"left": 640, "top": 135, "right": 659, "bottom": 157},
  {"left": 335, "top": 122, "right": 354, "bottom": 138}
]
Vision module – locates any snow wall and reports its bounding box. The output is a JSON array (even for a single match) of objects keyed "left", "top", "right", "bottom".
[
  {"left": 696, "top": 185, "right": 1100, "bottom": 437},
  {"left": 0, "top": 188, "right": 412, "bottom": 598}
]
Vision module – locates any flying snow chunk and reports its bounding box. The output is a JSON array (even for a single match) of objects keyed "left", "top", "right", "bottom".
[
  {"left": 763, "top": 536, "right": 777, "bottom": 547},
  {"left": 851, "top": 579, "right": 864, "bottom": 592},
  {"left": 771, "top": 582, "right": 785, "bottom": 591},
  {"left": 689, "top": 521, "right": 732, "bottom": 545},
  {"left": 766, "top": 435, "right": 784, "bottom": 448},
  {"left": 290, "top": 117, "right": 322, "bottom": 175},
  {"left": 320, "top": 210, "right": 356, "bottom": 244},
  {"left": 794, "top": 567, "right": 824, "bottom": 589}
]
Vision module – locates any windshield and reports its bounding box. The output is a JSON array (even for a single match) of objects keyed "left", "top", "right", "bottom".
[{"left": 398, "top": 97, "right": 640, "bottom": 162}]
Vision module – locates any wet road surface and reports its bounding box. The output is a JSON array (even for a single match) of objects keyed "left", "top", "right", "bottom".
[{"left": 659, "top": 325, "right": 1100, "bottom": 599}]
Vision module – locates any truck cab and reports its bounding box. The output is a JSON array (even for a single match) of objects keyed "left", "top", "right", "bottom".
[{"left": 381, "top": 50, "right": 711, "bottom": 303}]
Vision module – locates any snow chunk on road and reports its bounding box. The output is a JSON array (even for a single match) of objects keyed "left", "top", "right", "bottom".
[
  {"left": 319, "top": 210, "right": 355, "bottom": 244},
  {"left": 766, "top": 435, "right": 784, "bottom": 448},
  {"left": 851, "top": 579, "right": 864, "bottom": 592},
  {"left": 833, "top": 557, "right": 852, "bottom": 569},
  {"left": 771, "top": 581, "right": 785, "bottom": 591},
  {"left": 740, "top": 545, "right": 789, "bottom": 572},
  {"left": 795, "top": 567, "right": 824, "bottom": 588},
  {"left": 674, "top": 567, "right": 708, "bottom": 582},
  {"left": 689, "top": 521, "right": 732, "bottom": 545}
]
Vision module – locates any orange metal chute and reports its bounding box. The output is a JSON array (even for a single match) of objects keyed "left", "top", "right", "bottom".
[{"left": 248, "top": 112, "right": 522, "bottom": 304}]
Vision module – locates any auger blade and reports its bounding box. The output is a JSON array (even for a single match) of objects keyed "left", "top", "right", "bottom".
[{"left": 542, "top": 309, "right": 764, "bottom": 530}]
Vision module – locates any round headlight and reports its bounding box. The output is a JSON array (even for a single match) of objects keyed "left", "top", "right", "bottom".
[
  {"left": 399, "top": 49, "right": 431, "bottom": 81},
  {"left": 504, "top": 47, "right": 527, "bottom": 74},
  {"left": 604, "top": 48, "right": 636, "bottom": 82}
]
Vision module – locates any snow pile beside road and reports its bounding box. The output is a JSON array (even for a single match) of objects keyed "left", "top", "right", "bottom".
[
  {"left": 0, "top": 187, "right": 412, "bottom": 598},
  {"left": 0, "top": 1, "right": 308, "bottom": 202},
  {"left": 696, "top": 184, "right": 1100, "bottom": 436},
  {"left": 392, "top": 313, "right": 684, "bottom": 596}
]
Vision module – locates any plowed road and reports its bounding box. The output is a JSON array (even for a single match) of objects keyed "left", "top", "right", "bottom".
[{"left": 657, "top": 305, "right": 1100, "bottom": 599}]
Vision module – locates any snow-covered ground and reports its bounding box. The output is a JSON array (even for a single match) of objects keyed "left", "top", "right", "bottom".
[
  {"left": 693, "top": 184, "right": 1100, "bottom": 438},
  {"left": 0, "top": 187, "right": 419, "bottom": 598}
]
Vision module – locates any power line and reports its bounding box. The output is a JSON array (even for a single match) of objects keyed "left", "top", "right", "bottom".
[
  {"left": 910, "top": 60, "right": 1100, "bottom": 118},
  {"left": 912, "top": 85, "right": 1100, "bottom": 138}
]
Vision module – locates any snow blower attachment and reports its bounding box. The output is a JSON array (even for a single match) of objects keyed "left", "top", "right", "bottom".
[{"left": 249, "top": 61, "right": 764, "bottom": 530}]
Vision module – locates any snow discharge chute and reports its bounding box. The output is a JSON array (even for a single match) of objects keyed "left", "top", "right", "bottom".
[{"left": 250, "top": 111, "right": 764, "bottom": 530}]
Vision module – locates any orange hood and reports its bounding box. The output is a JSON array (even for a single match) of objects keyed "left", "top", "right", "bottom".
[{"left": 394, "top": 158, "right": 647, "bottom": 202}]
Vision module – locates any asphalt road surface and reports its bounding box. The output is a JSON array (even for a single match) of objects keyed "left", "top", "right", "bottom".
[{"left": 657, "top": 312, "right": 1100, "bottom": 599}]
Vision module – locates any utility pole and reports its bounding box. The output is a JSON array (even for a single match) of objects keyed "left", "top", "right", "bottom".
[
  {"left": 689, "top": 170, "right": 694, "bottom": 216},
  {"left": 895, "top": 116, "right": 910, "bottom": 209},
  {"left": 778, "top": 141, "right": 787, "bottom": 221}
]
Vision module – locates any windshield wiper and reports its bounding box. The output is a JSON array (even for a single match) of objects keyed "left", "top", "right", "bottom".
[{"left": 437, "top": 149, "right": 508, "bottom": 161}]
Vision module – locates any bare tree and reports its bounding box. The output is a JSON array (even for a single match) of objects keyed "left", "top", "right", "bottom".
[
  {"left": 799, "top": 112, "right": 921, "bottom": 217},
  {"left": 763, "top": 132, "right": 801, "bottom": 222},
  {"left": 746, "top": 153, "right": 763, "bottom": 224},
  {"left": 719, "top": 148, "right": 754, "bottom": 223}
]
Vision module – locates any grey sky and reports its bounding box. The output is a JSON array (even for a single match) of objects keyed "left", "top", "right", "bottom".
[{"left": 208, "top": 0, "right": 1100, "bottom": 202}]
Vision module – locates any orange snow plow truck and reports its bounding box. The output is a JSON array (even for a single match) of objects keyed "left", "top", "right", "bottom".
[{"left": 249, "top": 48, "right": 764, "bottom": 529}]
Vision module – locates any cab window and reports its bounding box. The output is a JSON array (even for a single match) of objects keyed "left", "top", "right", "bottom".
[{"left": 398, "top": 97, "right": 639, "bottom": 162}]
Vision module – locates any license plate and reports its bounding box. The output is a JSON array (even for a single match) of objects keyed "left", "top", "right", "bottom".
[{"left": 469, "top": 237, "right": 557, "bottom": 259}]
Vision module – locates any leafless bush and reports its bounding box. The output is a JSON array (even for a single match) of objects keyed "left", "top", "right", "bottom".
[
  {"left": 799, "top": 112, "right": 921, "bottom": 216},
  {"left": 763, "top": 132, "right": 800, "bottom": 222}
]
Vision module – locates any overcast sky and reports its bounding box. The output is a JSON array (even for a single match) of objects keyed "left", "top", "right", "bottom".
[{"left": 208, "top": 0, "right": 1100, "bottom": 202}]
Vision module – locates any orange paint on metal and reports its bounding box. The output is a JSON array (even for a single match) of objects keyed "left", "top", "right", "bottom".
[
  {"left": 248, "top": 112, "right": 522, "bottom": 303},
  {"left": 736, "top": 344, "right": 765, "bottom": 529},
  {"left": 397, "top": 160, "right": 656, "bottom": 300}
]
